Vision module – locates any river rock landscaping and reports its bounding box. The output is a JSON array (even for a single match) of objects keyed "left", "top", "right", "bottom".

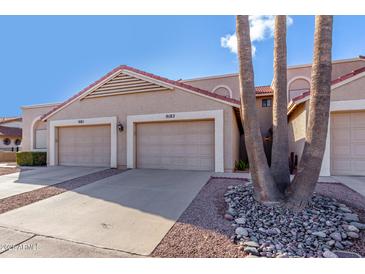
[{"left": 225, "top": 184, "right": 365, "bottom": 258}]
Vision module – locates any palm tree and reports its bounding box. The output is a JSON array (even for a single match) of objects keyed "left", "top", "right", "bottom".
[
  {"left": 271, "top": 15, "right": 290, "bottom": 192},
  {"left": 286, "top": 16, "right": 333, "bottom": 210},
  {"left": 236, "top": 15, "right": 282, "bottom": 203},
  {"left": 236, "top": 15, "right": 333, "bottom": 210}
]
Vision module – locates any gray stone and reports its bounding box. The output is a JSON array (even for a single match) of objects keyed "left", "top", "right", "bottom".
[
  {"left": 235, "top": 227, "right": 249, "bottom": 237},
  {"left": 343, "top": 213, "right": 359, "bottom": 222},
  {"left": 244, "top": 246, "right": 259, "bottom": 256},
  {"left": 330, "top": 232, "right": 342, "bottom": 241},
  {"left": 243, "top": 241, "right": 259, "bottom": 248},
  {"left": 326, "top": 240, "right": 335, "bottom": 247},
  {"left": 347, "top": 232, "right": 359, "bottom": 239},
  {"left": 323, "top": 250, "right": 338, "bottom": 258},
  {"left": 312, "top": 231, "right": 326, "bottom": 238},
  {"left": 339, "top": 207, "right": 352, "bottom": 213},
  {"left": 224, "top": 214, "right": 234, "bottom": 221},
  {"left": 345, "top": 225, "right": 360, "bottom": 233},
  {"left": 227, "top": 207, "right": 237, "bottom": 217},
  {"left": 333, "top": 250, "right": 361, "bottom": 258},
  {"left": 235, "top": 217, "right": 246, "bottom": 224},
  {"left": 335, "top": 241, "right": 344, "bottom": 250},
  {"left": 350, "top": 222, "right": 365, "bottom": 230}
]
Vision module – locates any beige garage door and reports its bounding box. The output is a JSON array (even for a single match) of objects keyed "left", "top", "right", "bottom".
[
  {"left": 58, "top": 125, "right": 111, "bottom": 167},
  {"left": 331, "top": 111, "right": 365, "bottom": 175},
  {"left": 136, "top": 120, "right": 215, "bottom": 171}
]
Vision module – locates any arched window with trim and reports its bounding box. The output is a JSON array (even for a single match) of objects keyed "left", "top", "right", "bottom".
[
  {"left": 211, "top": 85, "right": 233, "bottom": 98},
  {"left": 287, "top": 77, "right": 310, "bottom": 102}
]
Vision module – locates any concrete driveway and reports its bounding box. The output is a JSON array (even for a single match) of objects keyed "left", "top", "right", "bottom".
[
  {"left": 0, "top": 166, "right": 107, "bottom": 199},
  {"left": 0, "top": 169, "right": 211, "bottom": 256}
]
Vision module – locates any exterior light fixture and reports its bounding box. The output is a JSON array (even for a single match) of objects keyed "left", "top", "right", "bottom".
[{"left": 118, "top": 122, "right": 124, "bottom": 132}]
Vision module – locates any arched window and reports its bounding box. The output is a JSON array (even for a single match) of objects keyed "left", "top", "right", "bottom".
[
  {"left": 15, "top": 139, "right": 21, "bottom": 146},
  {"left": 212, "top": 85, "right": 233, "bottom": 98},
  {"left": 3, "top": 138, "right": 11, "bottom": 146},
  {"left": 287, "top": 77, "right": 310, "bottom": 102}
]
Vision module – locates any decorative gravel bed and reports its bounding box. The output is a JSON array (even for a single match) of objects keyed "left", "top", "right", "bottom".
[
  {"left": 225, "top": 184, "right": 365, "bottom": 258},
  {"left": 0, "top": 169, "right": 125, "bottom": 214},
  {"left": 0, "top": 167, "right": 20, "bottom": 176},
  {"left": 151, "top": 178, "right": 365, "bottom": 258}
]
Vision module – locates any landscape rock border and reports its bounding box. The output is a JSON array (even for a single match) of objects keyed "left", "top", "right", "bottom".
[{"left": 225, "top": 184, "right": 364, "bottom": 258}]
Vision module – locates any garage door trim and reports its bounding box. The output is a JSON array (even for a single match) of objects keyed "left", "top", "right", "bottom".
[
  {"left": 49, "top": 116, "right": 117, "bottom": 168},
  {"left": 127, "top": 110, "right": 224, "bottom": 172},
  {"left": 320, "top": 99, "right": 365, "bottom": 176}
]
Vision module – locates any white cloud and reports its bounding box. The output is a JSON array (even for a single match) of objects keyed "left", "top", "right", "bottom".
[{"left": 220, "top": 16, "right": 293, "bottom": 56}]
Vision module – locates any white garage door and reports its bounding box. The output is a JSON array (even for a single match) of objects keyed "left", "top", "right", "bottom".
[
  {"left": 136, "top": 120, "right": 215, "bottom": 171},
  {"left": 58, "top": 125, "right": 111, "bottom": 167},
  {"left": 331, "top": 111, "right": 365, "bottom": 175}
]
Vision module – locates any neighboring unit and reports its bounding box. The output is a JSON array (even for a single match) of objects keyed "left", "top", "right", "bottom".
[{"left": 0, "top": 117, "right": 22, "bottom": 151}]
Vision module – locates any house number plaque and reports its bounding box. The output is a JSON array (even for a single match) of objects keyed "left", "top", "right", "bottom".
[{"left": 165, "top": 114, "right": 175, "bottom": 119}]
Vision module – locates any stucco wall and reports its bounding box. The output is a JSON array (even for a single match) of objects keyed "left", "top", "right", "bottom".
[
  {"left": 183, "top": 75, "right": 240, "bottom": 100},
  {"left": 47, "top": 88, "right": 239, "bottom": 171},
  {"left": 231, "top": 109, "right": 241, "bottom": 169},
  {"left": 288, "top": 59, "right": 365, "bottom": 86},
  {"left": 331, "top": 75, "right": 365, "bottom": 101},
  {"left": 21, "top": 104, "right": 59, "bottom": 151},
  {"left": 256, "top": 95, "right": 273, "bottom": 137},
  {"left": 288, "top": 102, "right": 307, "bottom": 164}
]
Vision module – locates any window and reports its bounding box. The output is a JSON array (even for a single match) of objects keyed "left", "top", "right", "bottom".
[
  {"left": 35, "top": 129, "right": 47, "bottom": 149},
  {"left": 15, "top": 139, "right": 21, "bottom": 146},
  {"left": 262, "top": 98, "right": 272, "bottom": 107},
  {"left": 3, "top": 138, "right": 11, "bottom": 145}
]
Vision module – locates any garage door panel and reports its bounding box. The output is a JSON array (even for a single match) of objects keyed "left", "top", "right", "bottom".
[
  {"left": 331, "top": 113, "right": 350, "bottom": 128},
  {"left": 332, "top": 145, "right": 351, "bottom": 157},
  {"left": 136, "top": 120, "right": 214, "bottom": 171},
  {"left": 58, "top": 125, "right": 111, "bottom": 167},
  {"left": 352, "top": 128, "right": 365, "bottom": 140},
  {"left": 331, "top": 111, "right": 365, "bottom": 175},
  {"left": 351, "top": 113, "right": 365, "bottom": 126}
]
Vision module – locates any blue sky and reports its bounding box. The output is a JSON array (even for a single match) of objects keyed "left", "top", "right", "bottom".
[{"left": 0, "top": 15, "right": 364, "bottom": 116}]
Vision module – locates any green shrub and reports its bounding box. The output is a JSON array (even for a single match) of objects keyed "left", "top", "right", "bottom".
[
  {"left": 235, "top": 160, "right": 249, "bottom": 171},
  {"left": 16, "top": 151, "right": 47, "bottom": 166}
]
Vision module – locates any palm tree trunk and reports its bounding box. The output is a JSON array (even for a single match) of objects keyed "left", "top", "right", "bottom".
[
  {"left": 286, "top": 16, "right": 333, "bottom": 210},
  {"left": 236, "top": 15, "right": 282, "bottom": 203},
  {"left": 271, "top": 15, "right": 290, "bottom": 192}
]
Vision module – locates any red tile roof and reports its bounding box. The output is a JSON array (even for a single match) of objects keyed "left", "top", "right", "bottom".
[
  {"left": 255, "top": 85, "right": 273, "bottom": 94},
  {"left": 42, "top": 65, "right": 241, "bottom": 120},
  {"left": 0, "top": 126, "right": 22, "bottom": 137},
  {"left": 0, "top": 117, "right": 22, "bottom": 124},
  {"left": 331, "top": 66, "right": 365, "bottom": 85},
  {"left": 291, "top": 66, "right": 365, "bottom": 103}
]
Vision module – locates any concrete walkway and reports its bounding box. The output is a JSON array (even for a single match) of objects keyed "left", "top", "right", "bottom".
[
  {"left": 0, "top": 169, "right": 211, "bottom": 256},
  {"left": 0, "top": 227, "right": 139, "bottom": 257},
  {"left": 0, "top": 166, "right": 106, "bottom": 199}
]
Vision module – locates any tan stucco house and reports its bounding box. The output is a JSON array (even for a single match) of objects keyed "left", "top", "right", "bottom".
[
  {"left": 0, "top": 117, "right": 22, "bottom": 151},
  {"left": 22, "top": 66, "right": 246, "bottom": 172},
  {"left": 21, "top": 55, "right": 365, "bottom": 175}
]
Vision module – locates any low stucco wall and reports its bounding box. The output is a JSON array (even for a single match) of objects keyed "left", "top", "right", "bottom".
[
  {"left": 288, "top": 102, "right": 307, "bottom": 164},
  {"left": 21, "top": 104, "right": 59, "bottom": 151},
  {"left": 0, "top": 151, "right": 16, "bottom": 162}
]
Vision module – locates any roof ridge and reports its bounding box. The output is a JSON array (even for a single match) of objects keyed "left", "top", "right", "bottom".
[{"left": 41, "top": 65, "right": 241, "bottom": 120}]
